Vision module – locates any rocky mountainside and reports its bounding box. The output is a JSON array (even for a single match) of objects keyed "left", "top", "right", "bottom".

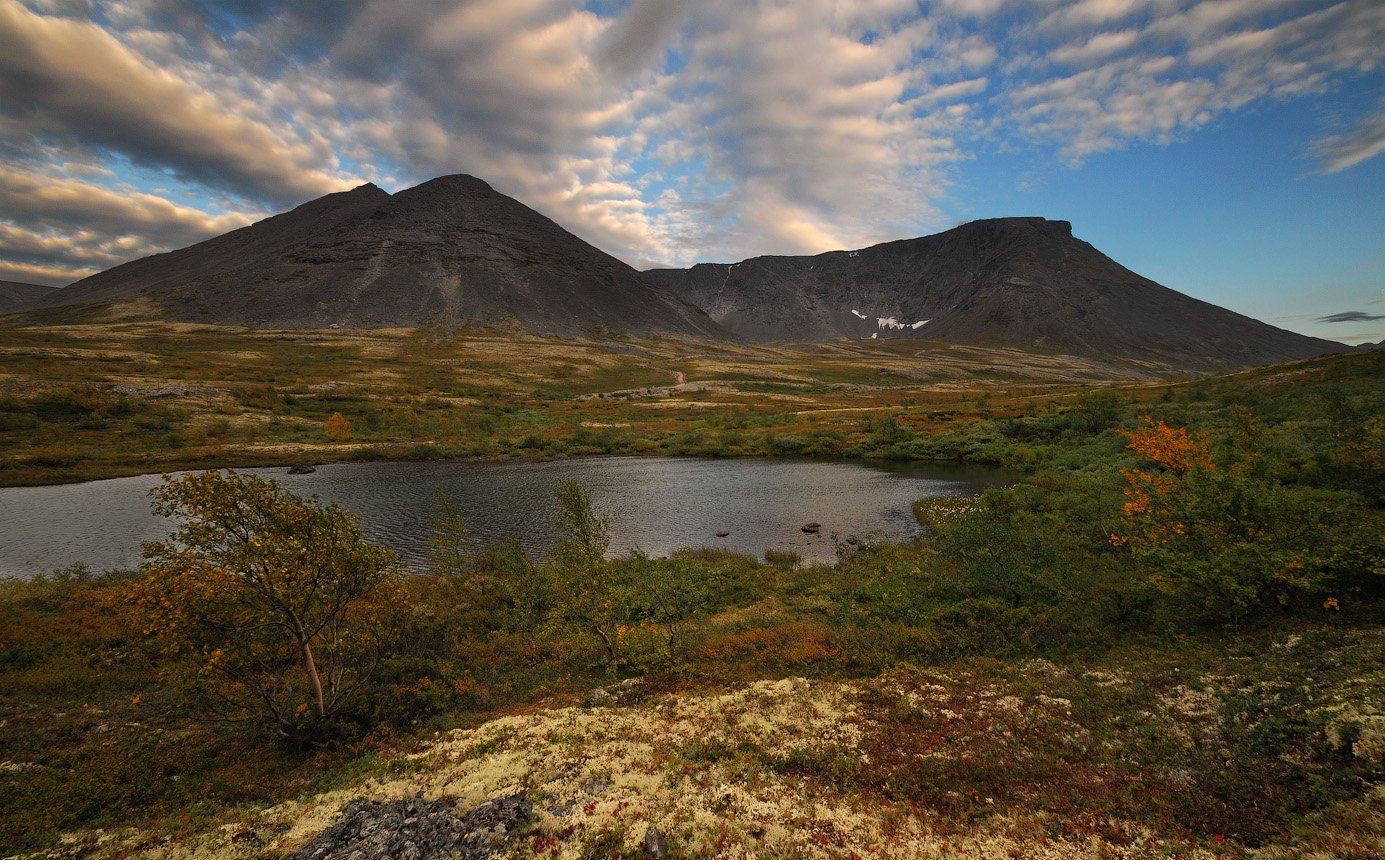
[
  {"left": 27, "top": 176, "right": 724, "bottom": 338},
  {"left": 646, "top": 218, "right": 1344, "bottom": 371},
  {"left": 0, "top": 279, "right": 55, "bottom": 313}
]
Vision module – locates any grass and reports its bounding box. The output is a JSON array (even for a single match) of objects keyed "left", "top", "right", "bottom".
[
  {"left": 1, "top": 322, "right": 1169, "bottom": 486},
  {"left": 0, "top": 331, "right": 1380, "bottom": 857}
]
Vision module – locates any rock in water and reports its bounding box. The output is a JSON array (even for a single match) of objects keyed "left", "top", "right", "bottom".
[
  {"left": 291, "top": 794, "right": 532, "bottom": 860},
  {"left": 287, "top": 463, "right": 317, "bottom": 474}
]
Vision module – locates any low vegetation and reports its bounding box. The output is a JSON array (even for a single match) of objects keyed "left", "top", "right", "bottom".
[
  {"left": 1, "top": 322, "right": 1161, "bottom": 486},
  {"left": 0, "top": 346, "right": 1380, "bottom": 857}
]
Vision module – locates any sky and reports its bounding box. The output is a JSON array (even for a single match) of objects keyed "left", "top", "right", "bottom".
[{"left": 0, "top": 0, "right": 1381, "bottom": 344}]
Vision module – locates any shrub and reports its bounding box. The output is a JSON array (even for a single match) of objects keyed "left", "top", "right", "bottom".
[
  {"left": 133, "top": 471, "right": 404, "bottom": 744},
  {"left": 548, "top": 482, "right": 621, "bottom": 670},
  {"left": 1112, "top": 417, "right": 1383, "bottom": 617}
]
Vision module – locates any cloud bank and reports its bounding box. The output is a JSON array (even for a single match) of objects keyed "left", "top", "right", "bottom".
[
  {"left": 1317, "top": 310, "right": 1385, "bottom": 323},
  {"left": 0, "top": 0, "right": 1381, "bottom": 284}
]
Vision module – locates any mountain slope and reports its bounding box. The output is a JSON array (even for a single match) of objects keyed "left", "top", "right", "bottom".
[
  {"left": 646, "top": 218, "right": 1343, "bottom": 371},
  {"left": 0, "top": 279, "right": 56, "bottom": 313},
  {"left": 29, "top": 176, "right": 723, "bottom": 338}
]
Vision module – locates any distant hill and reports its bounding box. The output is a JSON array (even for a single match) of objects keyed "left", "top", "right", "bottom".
[
  {"left": 26, "top": 176, "right": 724, "bottom": 339},
  {"left": 0, "top": 280, "right": 57, "bottom": 313},
  {"left": 645, "top": 218, "right": 1344, "bottom": 372}
]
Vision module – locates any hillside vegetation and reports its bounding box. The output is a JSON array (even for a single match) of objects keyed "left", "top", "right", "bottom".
[
  {"left": 0, "top": 348, "right": 1380, "bottom": 858},
  {"left": 4, "top": 322, "right": 1200, "bottom": 487}
]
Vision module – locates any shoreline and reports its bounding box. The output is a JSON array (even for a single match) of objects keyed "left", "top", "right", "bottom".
[{"left": 0, "top": 444, "right": 1015, "bottom": 490}]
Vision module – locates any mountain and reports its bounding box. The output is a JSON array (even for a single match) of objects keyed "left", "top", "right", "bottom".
[
  {"left": 645, "top": 217, "right": 1344, "bottom": 371},
  {"left": 26, "top": 176, "right": 724, "bottom": 338},
  {"left": 0, "top": 279, "right": 56, "bottom": 313}
]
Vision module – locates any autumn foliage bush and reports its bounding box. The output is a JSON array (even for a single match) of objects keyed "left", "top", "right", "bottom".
[
  {"left": 1111, "top": 417, "right": 1381, "bottom": 618},
  {"left": 133, "top": 471, "right": 405, "bottom": 744}
]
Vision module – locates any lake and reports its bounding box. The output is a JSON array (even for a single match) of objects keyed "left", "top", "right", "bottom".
[{"left": 0, "top": 456, "right": 1012, "bottom": 578}]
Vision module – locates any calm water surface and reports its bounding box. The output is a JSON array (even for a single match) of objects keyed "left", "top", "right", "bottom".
[{"left": 0, "top": 457, "right": 1012, "bottom": 578}]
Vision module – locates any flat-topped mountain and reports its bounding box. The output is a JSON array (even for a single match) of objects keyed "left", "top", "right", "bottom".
[
  {"left": 646, "top": 218, "right": 1344, "bottom": 371},
  {"left": 26, "top": 176, "right": 724, "bottom": 338},
  {"left": 0, "top": 279, "right": 56, "bottom": 313}
]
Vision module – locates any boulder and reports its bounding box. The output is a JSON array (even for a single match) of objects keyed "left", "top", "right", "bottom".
[
  {"left": 587, "top": 677, "right": 645, "bottom": 707},
  {"left": 287, "top": 464, "right": 317, "bottom": 474},
  {"left": 642, "top": 825, "right": 669, "bottom": 858},
  {"left": 291, "top": 794, "right": 532, "bottom": 860}
]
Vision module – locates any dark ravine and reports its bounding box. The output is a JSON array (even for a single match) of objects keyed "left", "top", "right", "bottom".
[
  {"left": 22, "top": 175, "right": 724, "bottom": 339},
  {"left": 644, "top": 217, "right": 1345, "bottom": 372}
]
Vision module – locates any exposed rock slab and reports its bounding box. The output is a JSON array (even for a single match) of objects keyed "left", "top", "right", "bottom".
[{"left": 291, "top": 794, "right": 532, "bottom": 860}]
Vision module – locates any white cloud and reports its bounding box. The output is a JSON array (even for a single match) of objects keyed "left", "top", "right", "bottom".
[
  {"left": 1313, "top": 98, "right": 1385, "bottom": 172},
  {"left": 0, "top": 0, "right": 1381, "bottom": 283},
  {"left": 0, "top": 0, "right": 353, "bottom": 204}
]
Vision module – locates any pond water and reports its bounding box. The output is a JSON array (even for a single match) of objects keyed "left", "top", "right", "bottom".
[{"left": 0, "top": 456, "right": 1013, "bottom": 578}]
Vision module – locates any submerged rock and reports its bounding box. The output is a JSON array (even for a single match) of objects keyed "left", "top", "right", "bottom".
[
  {"left": 291, "top": 794, "right": 532, "bottom": 860},
  {"left": 287, "top": 463, "right": 317, "bottom": 474},
  {"left": 801, "top": 522, "right": 821, "bottom": 533}
]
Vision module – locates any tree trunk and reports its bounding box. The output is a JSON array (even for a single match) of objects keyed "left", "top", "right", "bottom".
[
  {"left": 299, "top": 635, "right": 327, "bottom": 718},
  {"left": 592, "top": 623, "right": 618, "bottom": 671}
]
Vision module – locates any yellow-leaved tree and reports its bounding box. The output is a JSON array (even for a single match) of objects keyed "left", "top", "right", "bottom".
[
  {"left": 1111, "top": 417, "right": 1378, "bottom": 617},
  {"left": 134, "top": 470, "right": 402, "bottom": 744},
  {"left": 325, "top": 411, "right": 352, "bottom": 441}
]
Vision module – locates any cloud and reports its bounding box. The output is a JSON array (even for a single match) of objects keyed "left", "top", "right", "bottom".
[
  {"left": 1050, "top": 29, "right": 1140, "bottom": 65},
  {"left": 0, "top": 0, "right": 352, "bottom": 204},
  {"left": 595, "top": 0, "right": 692, "bottom": 79},
  {"left": 0, "top": 258, "right": 95, "bottom": 286},
  {"left": 0, "top": 164, "right": 256, "bottom": 242},
  {"left": 635, "top": 0, "right": 968, "bottom": 261},
  {"left": 1316, "top": 310, "right": 1385, "bottom": 323},
  {"left": 1010, "top": 0, "right": 1385, "bottom": 161},
  {"left": 1312, "top": 99, "right": 1385, "bottom": 173},
  {"left": 0, "top": 0, "right": 1382, "bottom": 282},
  {"left": 0, "top": 161, "right": 257, "bottom": 285}
]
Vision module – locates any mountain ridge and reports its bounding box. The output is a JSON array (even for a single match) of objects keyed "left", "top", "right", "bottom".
[
  {"left": 23, "top": 176, "right": 724, "bottom": 339},
  {"left": 0, "top": 279, "right": 57, "bottom": 313},
  {"left": 12, "top": 178, "right": 1344, "bottom": 371},
  {"left": 644, "top": 216, "right": 1344, "bottom": 371}
]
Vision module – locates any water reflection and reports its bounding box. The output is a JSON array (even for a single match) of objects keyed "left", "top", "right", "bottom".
[{"left": 0, "top": 456, "right": 1012, "bottom": 578}]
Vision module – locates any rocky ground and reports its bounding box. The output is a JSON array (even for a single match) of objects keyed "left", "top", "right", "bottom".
[{"left": 32, "top": 637, "right": 1383, "bottom": 860}]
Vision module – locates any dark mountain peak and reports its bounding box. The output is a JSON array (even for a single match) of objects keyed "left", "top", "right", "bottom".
[
  {"left": 957, "top": 216, "right": 1071, "bottom": 233},
  {"left": 396, "top": 173, "right": 498, "bottom": 201},
  {"left": 28, "top": 173, "right": 724, "bottom": 338},
  {"left": 0, "top": 279, "right": 57, "bottom": 314},
  {"left": 647, "top": 217, "right": 1343, "bottom": 372},
  {"left": 304, "top": 182, "right": 391, "bottom": 210},
  {"left": 915, "top": 217, "right": 1075, "bottom": 248}
]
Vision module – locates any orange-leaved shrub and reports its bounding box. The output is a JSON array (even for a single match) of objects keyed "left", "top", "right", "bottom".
[{"left": 1111, "top": 417, "right": 1380, "bottom": 618}]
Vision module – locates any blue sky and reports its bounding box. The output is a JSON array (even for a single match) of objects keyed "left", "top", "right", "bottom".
[{"left": 0, "top": 0, "right": 1381, "bottom": 343}]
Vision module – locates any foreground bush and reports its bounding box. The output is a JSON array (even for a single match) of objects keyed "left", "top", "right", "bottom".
[
  {"left": 134, "top": 471, "right": 404, "bottom": 744},
  {"left": 1112, "top": 417, "right": 1382, "bottom": 618}
]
